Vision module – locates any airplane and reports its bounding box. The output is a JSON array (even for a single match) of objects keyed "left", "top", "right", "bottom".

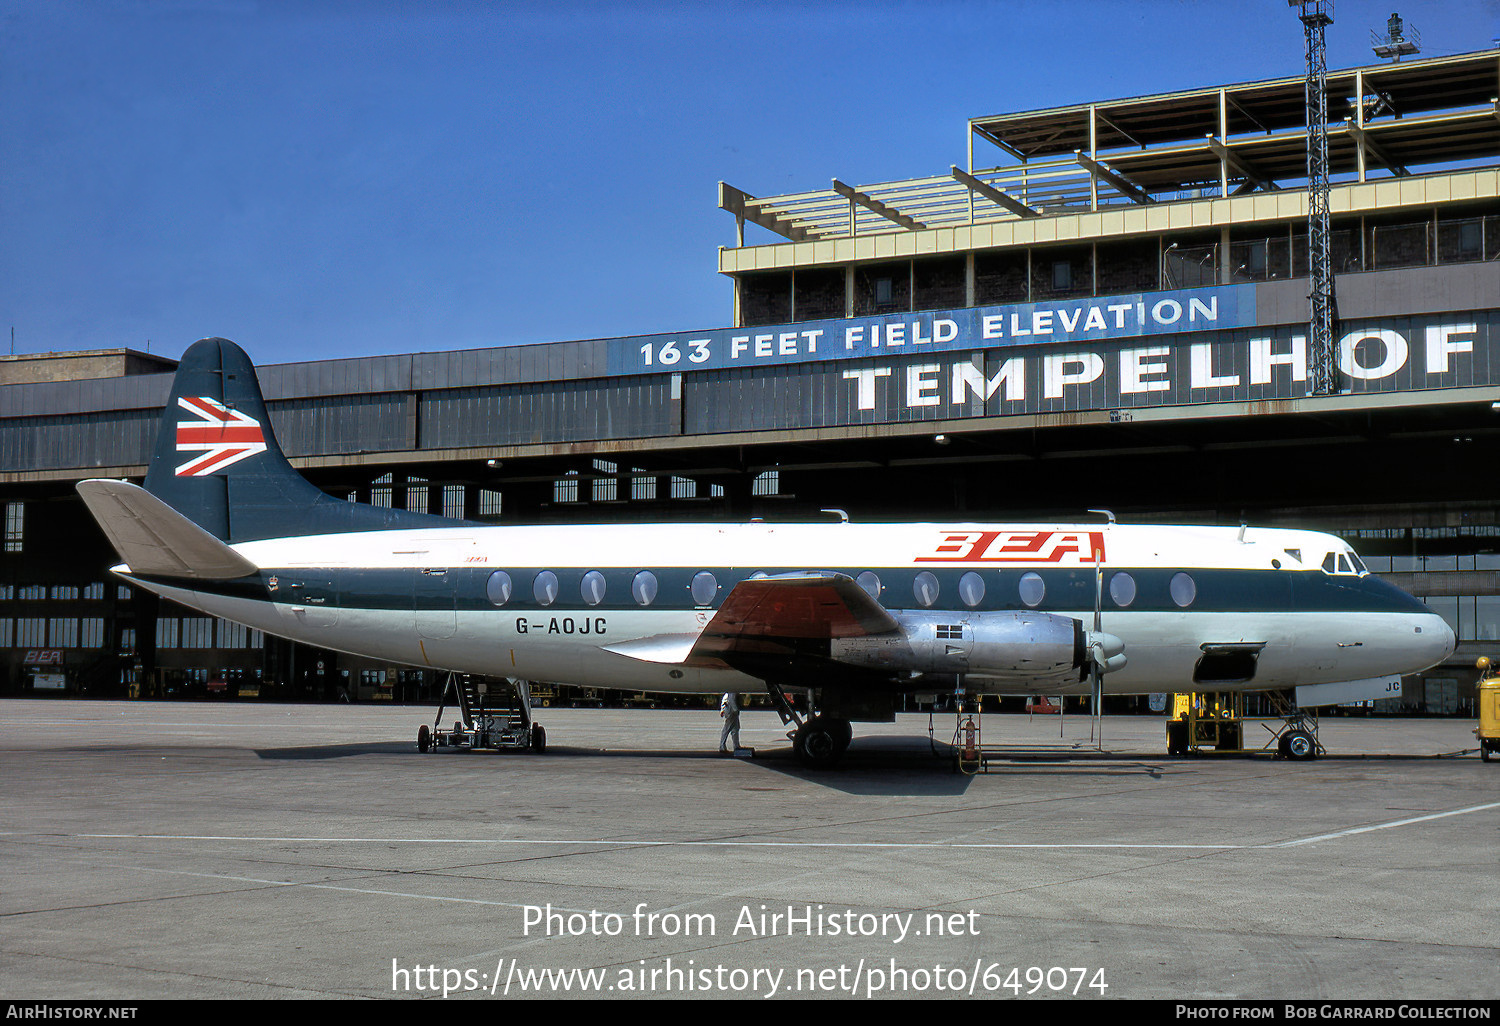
[{"left": 76, "top": 337, "right": 1456, "bottom": 767}]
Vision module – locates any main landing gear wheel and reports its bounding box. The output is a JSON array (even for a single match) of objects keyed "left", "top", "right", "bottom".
[
  {"left": 417, "top": 723, "right": 431, "bottom": 753},
  {"left": 794, "top": 716, "right": 851, "bottom": 769},
  {"left": 1280, "top": 729, "right": 1317, "bottom": 761},
  {"left": 530, "top": 724, "right": 547, "bottom": 754}
]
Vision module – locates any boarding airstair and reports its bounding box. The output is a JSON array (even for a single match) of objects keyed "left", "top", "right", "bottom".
[{"left": 417, "top": 673, "right": 546, "bottom": 754}]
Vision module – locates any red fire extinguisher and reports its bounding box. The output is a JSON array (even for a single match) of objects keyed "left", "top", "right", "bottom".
[{"left": 963, "top": 715, "right": 977, "bottom": 760}]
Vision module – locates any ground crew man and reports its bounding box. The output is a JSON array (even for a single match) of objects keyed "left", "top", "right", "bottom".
[{"left": 719, "top": 692, "right": 741, "bottom": 753}]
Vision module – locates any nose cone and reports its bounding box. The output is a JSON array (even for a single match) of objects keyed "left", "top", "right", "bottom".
[
  {"left": 1417, "top": 614, "right": 1457, "bottom": 670},
  {"left": 1435, "top": 617, "right": 1457, "bottom": 662}
]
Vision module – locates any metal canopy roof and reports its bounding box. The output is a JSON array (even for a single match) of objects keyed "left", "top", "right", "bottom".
[
  {"left": 970, "top": 49, "right": 1500, "bottom": 159},
  {"left": 722, "top": 49, "right": 1500, "bottom": 244}
]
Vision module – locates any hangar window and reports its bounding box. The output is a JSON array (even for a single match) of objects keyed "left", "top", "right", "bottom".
[
  {"left": 371, "top": 474, "right": 393, "bottom": 508},
  {"left": 632, "top": 570, "right": 658, "bottom": 607},
  {"left": 1019, "top": 572, "right": 1045, "bottom": 608},
  {"left": 486, "top": 571, "right": 512, "bottom": 606},
  {"left": 1170, "top": 572, "right": 1197, "bottom": 608},
  {"left": 443, "top": 485, "right": 466, "bottom": 519},
  {"left": 580, "top": 570, "right": 607, "bottom": 606},
  {"left": 5, "top": 501, "right": 24, "bottom": 553},
  {"left": 17, "top": 617, "right": 45, "bottom": 646},
  {"left": 691, "top": 571, "right": 718, "bottom": 606},
  {"left": 958, "top": 571, "right": 986, "bottom": 608},
  {"left": 533, "top": 571, "right": 559, "bottom": 606},
  {"left": 1109, "top": 572, "right": 1136, "bottom": 608},
  {"left": 913, "top": 571, "right": 939, "bottom": 608},
  {"left": 406, "top": 478, "right": 429, "bottom": 514},
  {"left": 856, "top": 571, "right": 882, "bottom": 601}
]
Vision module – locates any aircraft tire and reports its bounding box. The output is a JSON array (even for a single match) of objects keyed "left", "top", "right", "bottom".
[
  {"left": 828, "top": 717, "right": 853, "bottom": 753},
  {"left": 795, "top": 719, "right": 842, "bottom": 769},
  {"left": 417, "top": 723, "right": 430, "bottom": 753},
  {"left": 1285, "top": 730, "right": 1316, "bottom": 761},
  {"left": 531, "top": 724, "right": 547, "bottom": 754}
]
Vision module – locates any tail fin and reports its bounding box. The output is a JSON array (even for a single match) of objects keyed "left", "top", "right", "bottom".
[{"left": 139, "top": 337, "right": 446, "bottom": 542}]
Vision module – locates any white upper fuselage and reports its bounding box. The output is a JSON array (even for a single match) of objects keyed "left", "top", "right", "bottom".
[{"left": 120, "top": 520, "right": 1456, "bottom": 698}]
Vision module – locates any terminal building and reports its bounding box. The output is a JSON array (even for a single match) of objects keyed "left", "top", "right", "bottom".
[{"left": 2, "top": 49, "right": 1498, "bottom": 714}]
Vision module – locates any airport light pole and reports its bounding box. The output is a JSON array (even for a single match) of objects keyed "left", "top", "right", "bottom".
[{"left": 1290, "top": 0, "right": 1339, "bottom": 396}]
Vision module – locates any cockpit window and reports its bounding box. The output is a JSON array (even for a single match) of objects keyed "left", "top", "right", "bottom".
[{"left": 1320, "top": 550, "right": 1368, "bottom": 577}]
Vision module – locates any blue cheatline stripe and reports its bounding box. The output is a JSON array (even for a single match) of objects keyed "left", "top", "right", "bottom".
[{"left": 134, "top": 565, "right": 1431, "bottom": 617}]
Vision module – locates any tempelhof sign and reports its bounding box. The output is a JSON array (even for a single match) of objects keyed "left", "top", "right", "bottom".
[{"left": 595, "top": 285, "right": 1498, "bottom": 430}]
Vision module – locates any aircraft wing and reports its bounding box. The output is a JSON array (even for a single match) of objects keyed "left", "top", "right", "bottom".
[
  {"left": 76, "top": 479, "right": 259, "bottom": 579},
  {"left": 602, "top": 572, "right": 900, "bottom": 667},
  {"left": 702, "top": 571, "right": 900, "bottom": 641}
]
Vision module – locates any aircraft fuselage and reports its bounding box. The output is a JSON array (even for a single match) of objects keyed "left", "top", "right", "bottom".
[{"left": 120, "top": 520, "right": 1455, "bottom": 697}]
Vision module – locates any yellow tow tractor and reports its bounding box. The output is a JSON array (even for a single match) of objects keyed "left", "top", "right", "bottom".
[
  {"left": 1166, "top": 692, "right": 1245, "bottom": 755},
  {"left": 1165, "top": 691, "right": 1319, "bottom": 759},
  {"left": 1475, "top": 657, "right": 1500, "bottom": 763}
]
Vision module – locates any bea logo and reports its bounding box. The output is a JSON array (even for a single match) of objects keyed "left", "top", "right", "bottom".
[
  {"left": 916, "top": 530, "right": 1107, "bottom": 565},
  {"left": 174, "top": 397, "right": 267, "bottom": 477}
]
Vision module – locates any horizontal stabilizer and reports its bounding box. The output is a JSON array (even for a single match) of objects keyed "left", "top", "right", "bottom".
[{"left": 76, "top": 479, "right": 259, "bottom": 579}]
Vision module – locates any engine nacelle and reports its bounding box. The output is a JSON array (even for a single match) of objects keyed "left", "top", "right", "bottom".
[{"left": 829, "top": 610, "right": 1089, "bottom": 683}]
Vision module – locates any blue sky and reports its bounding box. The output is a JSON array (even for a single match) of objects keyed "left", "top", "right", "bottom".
[{"left": 2, "top": 0, "right": 1497, "bottom": 364}]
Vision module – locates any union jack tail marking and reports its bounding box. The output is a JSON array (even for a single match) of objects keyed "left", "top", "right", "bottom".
[{"left": 174, "top": 396, "right": 267, "bottom": 476}]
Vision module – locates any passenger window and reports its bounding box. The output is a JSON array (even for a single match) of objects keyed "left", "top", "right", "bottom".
[
  {"left": 580, "top": 570, "right": 606, "bottom": 606},
  {"left": 1109, "top": 572, "right": 1136, "bottom": 608},
  {"left": 1019, "top": 572, "right": 1045, "bottom": 608},
  {"left": 533, "top": 570, "right": 558, "bottom": 606},
  {"left": 631, "top": 570, "right": 658, "bottom": 606},
  {"left": 913, "top": 571, "right": 939, "bottom": 608},
  {"left": 856, "top": 571, "right": 882, "bottom": 601},
  {"left": 959, "top": 571, "right": 985, "bottom": 608},
  {"left": 485, "top": 570, "right": 512, "bottom": 607},
  {"left": 1170, "top": 572, "right": 1196, "bottom": 608},
  {"left": 691, "top": 571, "right": 718, "bottom": 606}
]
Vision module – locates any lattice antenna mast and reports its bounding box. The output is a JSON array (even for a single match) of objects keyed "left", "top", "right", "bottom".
[{"left": 1291, "top": 0, "right": 1338, "bottom": 396}]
